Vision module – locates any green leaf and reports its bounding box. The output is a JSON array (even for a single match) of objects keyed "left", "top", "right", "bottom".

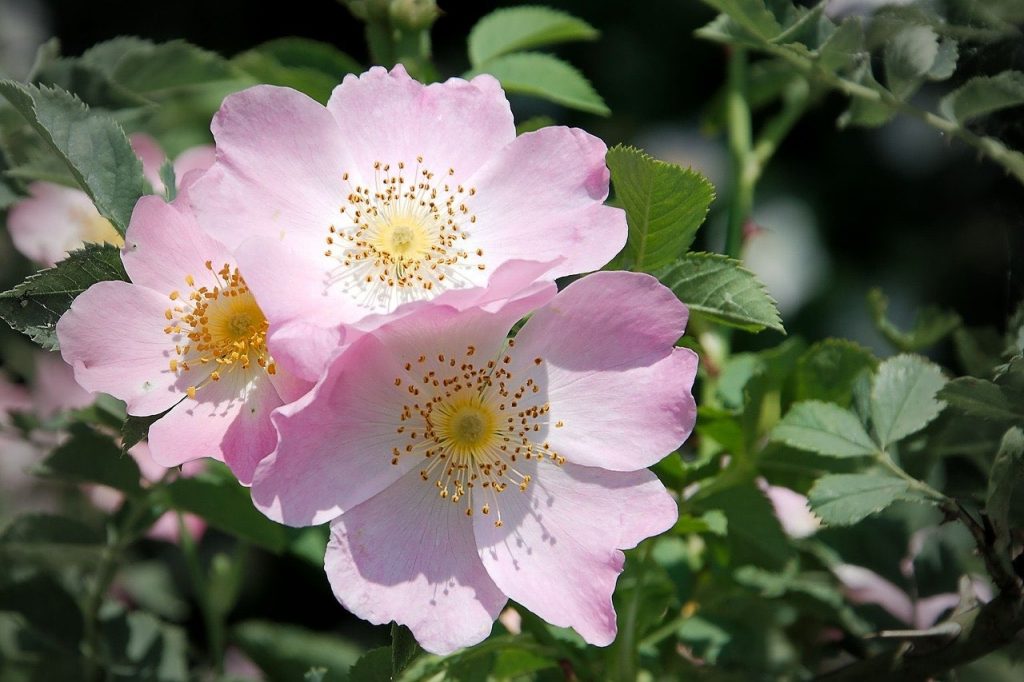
[
  {"left": 672, "top": 510, "right": 728, "bottom": 536},
  {"left": 234, "top": 38, "right": 361, "bottom": 104},
  {"left": 808, "top": 473, "right": 924, "bottom": 525},
  {"left": 816, "top": 17, "right": 864, "bottom": 73},
  {"left": 927, "top": 38, "right": 959, "bottom": 81},
  {"left": 793, "top": 339, "right": 878, "bottom": 406},
  {"left": 870, "top": 354, "right": 947, "bottom": 448},
  {"left": 987, "top": 427, "right": 1024, "bottom": 548},
  {"left": 0, "top": 572, "right": 84, "bottom": 649},
  {"left": 468, "top": 6, "right": 598, "bottom": 67},
  {"left": 231, "top": 620, "right": 362, "bottom": 681},
  {"left": 695, "top": 483, "right": 794, "bottom": 569},
  {"left": 837, "top": 61, "right": 894, "bottom": 128},
  {"left": 940, "top": 70, "right": 1024, "bottom": 124},
  {"left": 121, "top": 409, "right": 171, "bottom": 453},
  {"left": 605, "top": 145, "right": 715, "bottom": 272},
  {"left": 104, "top": 39, "right": 237, "bottom": 99},
  {"left": 0, "top": 243, "right": 128, "bottom": 349},
  {"left": 938, "top": 377, "right": 1023, "bottom": 423},
  {"left": 0, "top": 514, "right": 104, "bottom": 567},
  {"left": 35, "top": 423, "right": 142, "bottom": 494},
  {"left": 0, "top": 80, "right": 147, "bottom": 234},
  {"left": 349, "top": 646, "right": 392, "bottom": 682},
  {"left": 659, "top": 252, "right": 784, "bottom": 333},
  {"left": 164, "top": 475, "right": 288, "bottom": 552},
  {"left": 772, "top": 401, "right": 879, "bottom": 458},
  {"left": 391, "top": 623, "right": 420, "bottom": 676},
  {"left": 883, "top": 24, "right": 939, "bottom": 99},
  {"left": 467, "top": 52, "right": 609, "bottom": 116},
  {"left": 701, "top": 0, "right": 783, "bottom": 41},
  {"left": 100, "top": 609, "right": 188, "bottom": 682},
  {"left": 867, "top": 288, "right": 962, "bottom": 352},
  {"left": 0, "top": 176, "right": 18, "bottom": 208}
]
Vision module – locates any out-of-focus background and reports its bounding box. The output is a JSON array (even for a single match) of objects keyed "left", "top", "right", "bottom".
[{"left": 0, "top": 0, "right": 1021, "bottom": 673}]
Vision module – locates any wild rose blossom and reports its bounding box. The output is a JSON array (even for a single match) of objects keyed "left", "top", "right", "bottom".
[
  {"left": 190, "top": 65, "right": 626, "bottom": 380},
  {"left": 56, "top": 194, "right": 308, "bottom": 484},
  {"left": 7, "top": 134, "right": 213, "bottom": 266},
  {"left": 251, "top": 271, "right": 698, "bottom": 653}
]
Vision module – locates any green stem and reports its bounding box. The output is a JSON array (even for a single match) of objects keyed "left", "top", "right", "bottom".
[
  {"left": 724, "top": 48, "right": 753, "bottom": 262},
  {"left": 759, "top": 43, "right": 1024, "bottom": 185},
  {"left": 616, "top": 542, "right": 653, "bottom": 682},
  {"left": 876, "top": 451, "right": 950, "bottom": 506},
  {"left": 178, "top": 513, "right": 225, "bottom": 676}
]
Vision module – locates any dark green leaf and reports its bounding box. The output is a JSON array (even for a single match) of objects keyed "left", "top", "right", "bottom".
[
  {"left": 100, "top": 609, "right": 188, "bottom": 682},
  {"left": 701, "top": 0, "right": 783, "bottom": 41},
  {"left": 837, "top": 61, "right": 894, "bottom": 128},
  {"left": 232, "top": 620, "right": 362, "bottom": 682},
  {"left": 467, "top": 52, "right": 609, "bottom": 116},
  {"left": 234, "top": 38, "right": 361, "bottom": 104},
  {"left": 0, "top": 514, "right": 104, "bottom": 567},
  {"left": 106, "top": 40, "right": 237, "bottom": 98},
  {"left": 660, "top": 252, "right": 784, "bottom": 333},
  {"left": 793, "top": 339, "right": 877, "bottom": 406},
  {"left": 938, "top": 377, "right": 1022, "bottom": 423},
  {"left": 391, "top": 623, "right": 420, "bottom": 676},
  {"left": 164, "top": 475, "right": 288, "bottom": 552},
  {"left": 121, "top": 409, "right": 171, "bottom": 453},
  {"left": 0, "top": 80, "right": 146, "bottom": 234},
  {"left": 867, "top": 287, "right": 961, "bottom": 352},
  {"left": 514, "top": 115, "right": 554, "bottom": 135},
  {"left": 606, "top": 145, "right": 715, "bottom": 272},
  {"left": 987, "top": 427, "right": 1024, "bottom": 549},
  {"left": 35, "top": 423, "right": 142, "bottom": 493},
  {"left": 349, "top": 646, "right": 392, "bottom": 682},
  {"left": 807, "top": 472, "right": 925, "bottom": 525},
  {"left": 468, "top": 6, "right": 598, "bottom": 67},
  {"left": 672, "top": 510, "right": 728, "bottom": 536},
  {"left": 0, "top": 572, "right": 84, "bottom": 648},
  {"left": 771, "top": 400, "right": 879, "bottom": 458},
  {"left": 0, "top": 243, "right": 128, "bottom": 349},
  {"left": 870, "top": 354, "right": 947, "bottom": 448},
  {"left": 940, "top": 70, "right": 1024, "bottom": 124},
  {"left": 817, "top": 17, "right": 864, "bottom": 72},
  {"left": 695, "top": 483, "right": 794, "bottom": 569}
]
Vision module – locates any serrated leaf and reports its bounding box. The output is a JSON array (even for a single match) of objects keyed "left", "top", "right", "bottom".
[
  {"left": 927, "top": 38, "right": 958, "bottom": 81},
  {"left": 870, "top": 354, "right": 947, "bottom": 448},
  {"left": 808, "top": 473, "right": 924, "bottom": 525},
  {"left": 0, "top": 243, "right": 128, "bottom": 349},
  {"left": 867, "top": 288, "right": 961, "bottom": 352},
  {"left": 772, "top": 401, "right": 879, "bottom": 458},
  {"left": 817, "top": 17, "right": 864, "bottom": 72},
  {"left": 884, "top": 24, "right": 939, "bottom": 99},
  {"left": 659, "top": 252, "right": 784, "bottom": 333},
  {"left": 232, "top": 621, "right": 361, "bottom": 682},
  {"left": 0, "top": 80, "right": 146, "bottom": 234},
  {"left": 349, "top": 647, "right": 392, "bottom": 682},
  {"left": 121, "top": 409, "right": 171, "bottom": 452},
  {"left": 938, "top": 377, "right": 1023, "bottom": 423},
  {"left": 468, "top": 6, "right": 598, "bottom": 68},
  {"left": 701, "top": 0, "right": 783, "bottom": 41},
  {"left": 793, "top": 339, "right": 878, "bottom": 406},
  {"left": 34, "top": 423, "right": 142, "bottom": 494},
  {"left": 838, "top": 61, "right": 894, "bottom": 128},
  {"left": 606, "top": 145, "right": 714, "bottom": 272},
  {"left": 106, "top": 40, "right": 237, "bottom": 98},
  {"left": 987, "top": 427, "right": 1024, "bottom": 549},
  {"left": 940, "top": 70, "right": 1024, "bottom": 124},
  {"left": 467, "top": 52, "right": 609, "bottom": 116},
  {"left": 164, "top": 475, "right": 287, "bottom": 552}
]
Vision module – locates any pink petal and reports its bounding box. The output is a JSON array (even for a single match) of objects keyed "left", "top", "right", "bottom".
[
  {"left": 31, "top": 352, "right": 94, "bottom": 416},
  {"left": 250, "top": 333, "right": 417, "bottom": 525},
  {"left": 189, "top": 85, "right": 351, "bottom": 256},
  {"left": 510, "top": 272, "right": 697, "bottom": 470},
  {"left": 172, "top": 145, "right": 216, "bottom": 184},
  {"left": 56, "top": 281, "right": 186, "bottom": 416},
  {"left": 467, "top": 127, "right": 626, "bottom": 278},
  {"left": 129, "top": 133, "right": 167, "bottom": 194},
  {"left": 325, "top": 467, "right": 507, "bottom": 655},
  {"left": 833, "top": 564, "right": 914, "bottom": 624},
  {"left": 474, "top": 461, "right": 677, "bottom": 646},
  {"left": 7, "top": 182, "right": 115, "bottom": 266},
  {"left": 148, "top": 367, "right": 282, "bottom": 485},
  {"left": 121, "top": 195, "right": 231, "bottom": 296},
  {"left": 326, "top": 65, "right": 514, "bottom": 188}
]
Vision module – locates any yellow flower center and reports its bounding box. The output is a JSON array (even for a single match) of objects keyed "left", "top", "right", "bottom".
[
  {"left": 79, "top": 209, "right": 124, "bottom": 249},
  {"left": 390, "top": 341, "right": 567, "bottom": 526},
  {"left": 323, "top": 158, "right": 487, "bottom": 310},
  {"left": 162, "top": 262, "right": 276, "bottom": 399}
]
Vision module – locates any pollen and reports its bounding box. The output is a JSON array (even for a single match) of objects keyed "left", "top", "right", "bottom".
[
  {"left": 163, "top": 262, "right": 275, "bottom": 399},
  {"left": 392, "top": 343, "right": 565, "bottom": 527},
  {"left": 323, "top": 158, "right": 486, "bottom": 311}
]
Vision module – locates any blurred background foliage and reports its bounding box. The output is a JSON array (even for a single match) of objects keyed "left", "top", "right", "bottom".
[{"left": 1, "top": 0, "right": 1023, "bottom": 680}]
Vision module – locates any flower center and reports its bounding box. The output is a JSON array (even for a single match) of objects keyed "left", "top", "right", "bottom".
[
  {"left": 162, "top": 261, "right": 276, "bottom": 399},
  {"left": 323, "top": 158, "right": 486, "bottom": 311},
  {"left": 390, "top": 342, "right": 567, "bottom": 526}
]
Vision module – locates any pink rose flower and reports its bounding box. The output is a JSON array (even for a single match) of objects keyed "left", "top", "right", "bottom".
[
  {"left": 56, "top": 195, "right": 309, "bottom": 484},
  {"left": 6, "top": 134, "right": 214, "bottom": 266},
  {"left": 190, "top": 65, "right": 626, "bottom": 381},
  {"left": 251, "top": 271, "right": 697, "bottom": 653}
]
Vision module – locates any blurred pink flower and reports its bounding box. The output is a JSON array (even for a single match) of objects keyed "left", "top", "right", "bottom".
[
  {"left": 251, "top": 272, "right": 697, "bottom": 653},
  {"left": 759, "top": 480, "right": 820, "bottom": 539},
  {"left": 190, "top": 64, "right": 625, "bottom": 381},
  {"left": 56, "top": 195, "right": 309, "bottom": 484},
  {"left": 6, "top": 134, "right": 214, "bottom": 266}
]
